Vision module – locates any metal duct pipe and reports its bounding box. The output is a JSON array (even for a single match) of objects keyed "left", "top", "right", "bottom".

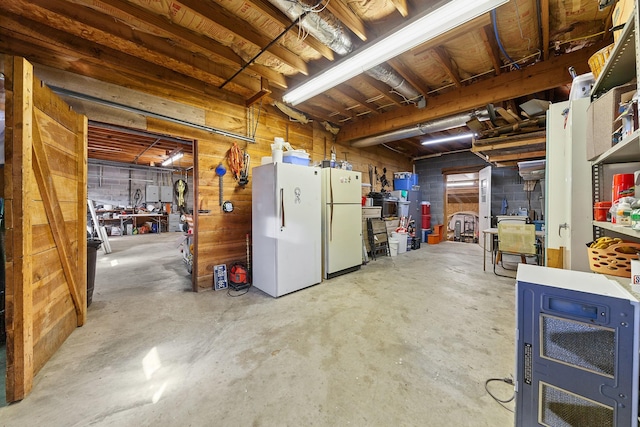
[
  {"left": 268, "top": 0, "right": 421, "bottom": 102},
  {"left": 269, "top": 0, "right": 353, "bottom": 56},
  {"left": 364, "top": 64, "right": 421, "bottom": 102},
  {"left": 351, "top": 110, "right": 489, "bottom": 148}
]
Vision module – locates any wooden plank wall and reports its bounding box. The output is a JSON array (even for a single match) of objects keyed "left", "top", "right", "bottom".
[
  {"left": 3, "top": 56, "right": 87, "bottom": 401},
  {"left": 148, "top": 102, "right": 412, "bottom": 291}
]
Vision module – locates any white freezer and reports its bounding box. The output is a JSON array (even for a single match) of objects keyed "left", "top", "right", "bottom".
[
  {"left": 321, "top": 168, "right": 362, "bottom": 279},
  {"left": 252, "top": 163, "right": 322, "bottom": 297}
]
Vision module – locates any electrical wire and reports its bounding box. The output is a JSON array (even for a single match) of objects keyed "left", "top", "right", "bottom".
[
  {"left": 485, "top": 377, "right": 515, "bottom": 413},
  {"left": 491, "top": 9, "right": 521, "bottom": 70},
  {"left": 513, "top": 0, "right": 531, "bottom": 52},
  {"left": 227, "top": 286, "right": 251, "bottom": 297}
]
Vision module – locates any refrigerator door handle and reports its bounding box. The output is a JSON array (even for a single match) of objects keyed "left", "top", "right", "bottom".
[
  {"left": 280, "top": 188, "right": 285, "bottom": 229},
  {"left": 329, "top": 169, "right": 333, "bottom": 241}
]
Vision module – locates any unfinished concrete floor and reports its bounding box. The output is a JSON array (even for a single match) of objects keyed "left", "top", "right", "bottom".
[{"left": 1, "top": 233, "right": 517, "bottom": 426}]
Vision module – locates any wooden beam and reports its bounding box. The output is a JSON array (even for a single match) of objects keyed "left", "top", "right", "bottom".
[
  {"left": 246, "top": 78, "right": 272, "bottom": 107},
  {"left": 325, "top": 0, "right": 368, "bottom": 41},
  {"left": 314, "top": 94, "right": 357, "bottom": 121},
  {"left": 481, "top": 25, "right": 502, "bottom": 76},
  {"left": 390, "top": 0, "right": 408, "bottom": 17},
  {"left": 93, "top": 0, "right": 302, "bottom": 79},
  {"left": 388, "top": 58, "right": 431, "bottom": 98},
  {"left": 5, "top": 55, "right": 35, "bottom": 403},
  {"left": 488, "top": 150, "right": 546, "bottom": 162},
  {"left": 0, "top": 25, "right": 263, "bottom": 113},
  {"left": 336, "top": 84, "right": 380, "bottom": 115},
  {"left": 177, "top": 0, "right": 308, "bottom": 75},
  {"left": 0, "top": 14, "right": 267, "bottom": 95},
  {"left": 337, "top": 44, "right": 603, "bottom": 143},
  {"left": 6, "top": 0, "right": 287, "bottom": 90},
  {"left": 540, "top": 0, "right": 550, "bottom": 60},
  {"left": 360, "top": 74, "right": 407, "bottom": 106},
  {"left": 244, "top": 0, "right": 335, "bottom": 61},
  {"left": 472, "top": 136, "right": 546, "bottom": 152},
  {"left": 32, "top": 115, "right": 84, "bottom": 323},
  {"left": 432, "top": 47, "right": 462, "bottom": 87},
  {"left": 411, "top": 14, "right": 492, "bottom": 56}
]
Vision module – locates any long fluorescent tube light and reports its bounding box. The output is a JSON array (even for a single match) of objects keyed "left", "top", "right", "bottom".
[
  {"left": 282, "top": 0, "right": 509, "bottom": 105},
  {"left": 161, "top": 151, "right": 184, "bottom": 166},
  {"left": 422, "top": 133, "right": 475, "bottom": 145},
  {"left": 447, "top": 181, "right": 477, "bottom": 187}
]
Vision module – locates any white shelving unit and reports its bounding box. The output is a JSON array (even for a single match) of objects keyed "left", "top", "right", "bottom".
[{"left": 590, "top": 6, "right": 640, "bottom": 242}]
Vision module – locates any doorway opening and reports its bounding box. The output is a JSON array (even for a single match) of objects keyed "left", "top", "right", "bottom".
[{"left": 443, "top": 168, "right": 481, "bottom": 242}]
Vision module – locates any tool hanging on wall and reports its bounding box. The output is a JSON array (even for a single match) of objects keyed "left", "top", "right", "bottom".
[
  {"left": 174, "top": 179, "right": 188, "bottom": 214},
  {"left": 214, "top": 163, "right": 227, "bottom": 207},
  {"left": 228, "top": 142, "right": 251, "bottom": 187}
]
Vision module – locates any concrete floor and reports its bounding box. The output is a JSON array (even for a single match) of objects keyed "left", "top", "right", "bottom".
[{"left": 0, "top": 233, "right": 517, "bottom": 426}]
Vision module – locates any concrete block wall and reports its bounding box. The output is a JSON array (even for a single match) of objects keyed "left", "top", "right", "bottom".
[
  {"left": 413, "top": 152, "right": 486, "bottom": 226},
  {"left": 414, "top": 151, "right": 544, "bottom": 228},
  {"left": 491, "top": 168, "right": 544, "bottom": 220},
  {"left": 88, "top": 163, "right": 194, "bottom": 211}
]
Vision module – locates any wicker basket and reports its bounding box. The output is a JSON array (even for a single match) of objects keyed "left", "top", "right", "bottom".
[
  {"left": 588, "top": 44, "right": 614, "bottom": 80},
  {"left": 587, "top": 242, "right": 640, "bottom": 277}
]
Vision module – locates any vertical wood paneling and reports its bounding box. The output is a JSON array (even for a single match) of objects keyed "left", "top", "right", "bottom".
[
  {"left": 5, "top": 55, "right": 35, "bottom": 402},
  {"left": 132, "top": 93, "right": 412, "bottom": 292},
  {"left": 3, "top": 56, "right": 87, "bottom": 402}
]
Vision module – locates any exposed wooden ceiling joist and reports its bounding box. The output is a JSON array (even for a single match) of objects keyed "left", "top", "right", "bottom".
[
  {"left": 487, "top": 150, "right": 546, "bottom": 162},
  {"left": 540, "top": 0, "right": 550, "bottom": 60},
  {"left": 388, "top": 58, "right": 431, "bottom": 98},
  {"left": 337, "top": 43, "right": 602, "bottom": 144},
  {"left": 177, "top": 0, "right": 308, "bottom": 75},
  {"left": 244, "top": 0, "right": 335, "bottom": 61},
  {"left": 481, "top": 25, "right": 502, "bottom": 76},
  {"left": 432, "top": 46, "right": 462, "bottom": 87},
  {"left": 325, "top": 0, "right": 368, "bottom": 41},
  {"left": 390, "top": 0, "right": 408, "bottom": 17}
]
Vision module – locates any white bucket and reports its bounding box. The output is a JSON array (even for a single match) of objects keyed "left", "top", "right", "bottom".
[
  {"left": 388, "top": 238, "right": 399, "bottom": 256},
  {"left": 272, "top": 148, "right": 283, "bottom": 163},
  {"left": 392, "top": 231, "right": 408, "bottom": 253}
]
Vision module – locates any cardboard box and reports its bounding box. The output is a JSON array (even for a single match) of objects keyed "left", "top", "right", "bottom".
[
  {"left": 613, "top": 0, "right": 634, "bottom": 44},
  {"left": 586, "top": 83, "right": 636, "bottom": 161}
]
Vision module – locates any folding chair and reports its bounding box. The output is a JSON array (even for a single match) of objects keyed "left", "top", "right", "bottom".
[{"left": 494, "top": 222, "right": 538, "bottom": 277}]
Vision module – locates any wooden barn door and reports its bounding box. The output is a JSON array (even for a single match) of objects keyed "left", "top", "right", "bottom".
[{"left": 3, "top": 56, "right": 87, "bottom": 402}]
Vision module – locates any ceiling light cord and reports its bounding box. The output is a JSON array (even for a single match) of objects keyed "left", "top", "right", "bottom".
[
  {"left": 219, "top": 5, "right": 318, "bottom": 89},
  {"left": 491, "top": 9, "right": 521, "bottom": 70}
]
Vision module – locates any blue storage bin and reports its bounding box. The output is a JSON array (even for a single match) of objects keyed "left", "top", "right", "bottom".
[
  {"left": 283, "top": 152, "right": 310, "bottom": 166},
  {"left": 532, "top": 220, "right": 545, "bottom": 231},
  {"left": 411, "top": 174, "right": 419, "bottom": 187},
  {"left": 394, "top": 178, "right": 411, "bottom": 190}
]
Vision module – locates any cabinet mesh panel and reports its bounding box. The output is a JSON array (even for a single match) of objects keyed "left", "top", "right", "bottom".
[
  {"left": 541, "top": 315, "right": 615, "bottom": 377},
  {"left": 540, "top": 383, "right": 613, "bottom": 427}
]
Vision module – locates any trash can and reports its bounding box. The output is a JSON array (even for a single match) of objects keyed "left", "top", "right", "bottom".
[{"left": 87, "top": 239, "right": 102, "bottom": 307}]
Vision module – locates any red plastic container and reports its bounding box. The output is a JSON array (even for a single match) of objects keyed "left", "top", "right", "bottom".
[
  {"left": 593, "top": 201, "right": 612, "bottom": 221},
  {"left": 612, "top": 173, "right": 635, "bottom": 202},
  {"left": 421, "top": 202, "right": 431, "bottom": 215},
  {"left": 422, "top": 214, "right": 431, "bottom": 230}
]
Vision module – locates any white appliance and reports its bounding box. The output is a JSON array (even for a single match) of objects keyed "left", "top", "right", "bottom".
[
  {"left": 321, "top": 168, "right": 363, "bottom": 279},
  {"left": 252, "top": 163, "right": 322, "bottom": 297}
]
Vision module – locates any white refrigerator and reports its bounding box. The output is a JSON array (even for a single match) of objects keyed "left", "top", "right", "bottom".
[
  {"left": 252, "top": 162, "right": 322, "bottom": 297},
  {"left": 321, "top": 168, "right": 363, "bottom": 279}
]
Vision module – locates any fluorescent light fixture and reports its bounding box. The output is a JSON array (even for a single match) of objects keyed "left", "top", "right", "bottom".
[
  {"left": 421, "top": 132, "right": 475, "bottom": 145},
  {"left": 447, "top": 181, "right": 477, "bottom": 187},
  {"left": 161, "top": 151, "right": 184, "bottom": 166},
  {"left": 282, "top": 0, "right": 509, "bottom": 105}
]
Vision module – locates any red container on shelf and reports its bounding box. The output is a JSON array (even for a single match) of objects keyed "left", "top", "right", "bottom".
[
  {"left": 422, "top": 214, "right": 431, "bottom": 230},
  {"left": 612, "top": 173, "right": 635, "bottom": 202},
  {"left": 593, "top": 201, "right": 612, "bottom": 222},
  {"left": 421, "top": 201, "right": 431, "bottom": 215}
]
